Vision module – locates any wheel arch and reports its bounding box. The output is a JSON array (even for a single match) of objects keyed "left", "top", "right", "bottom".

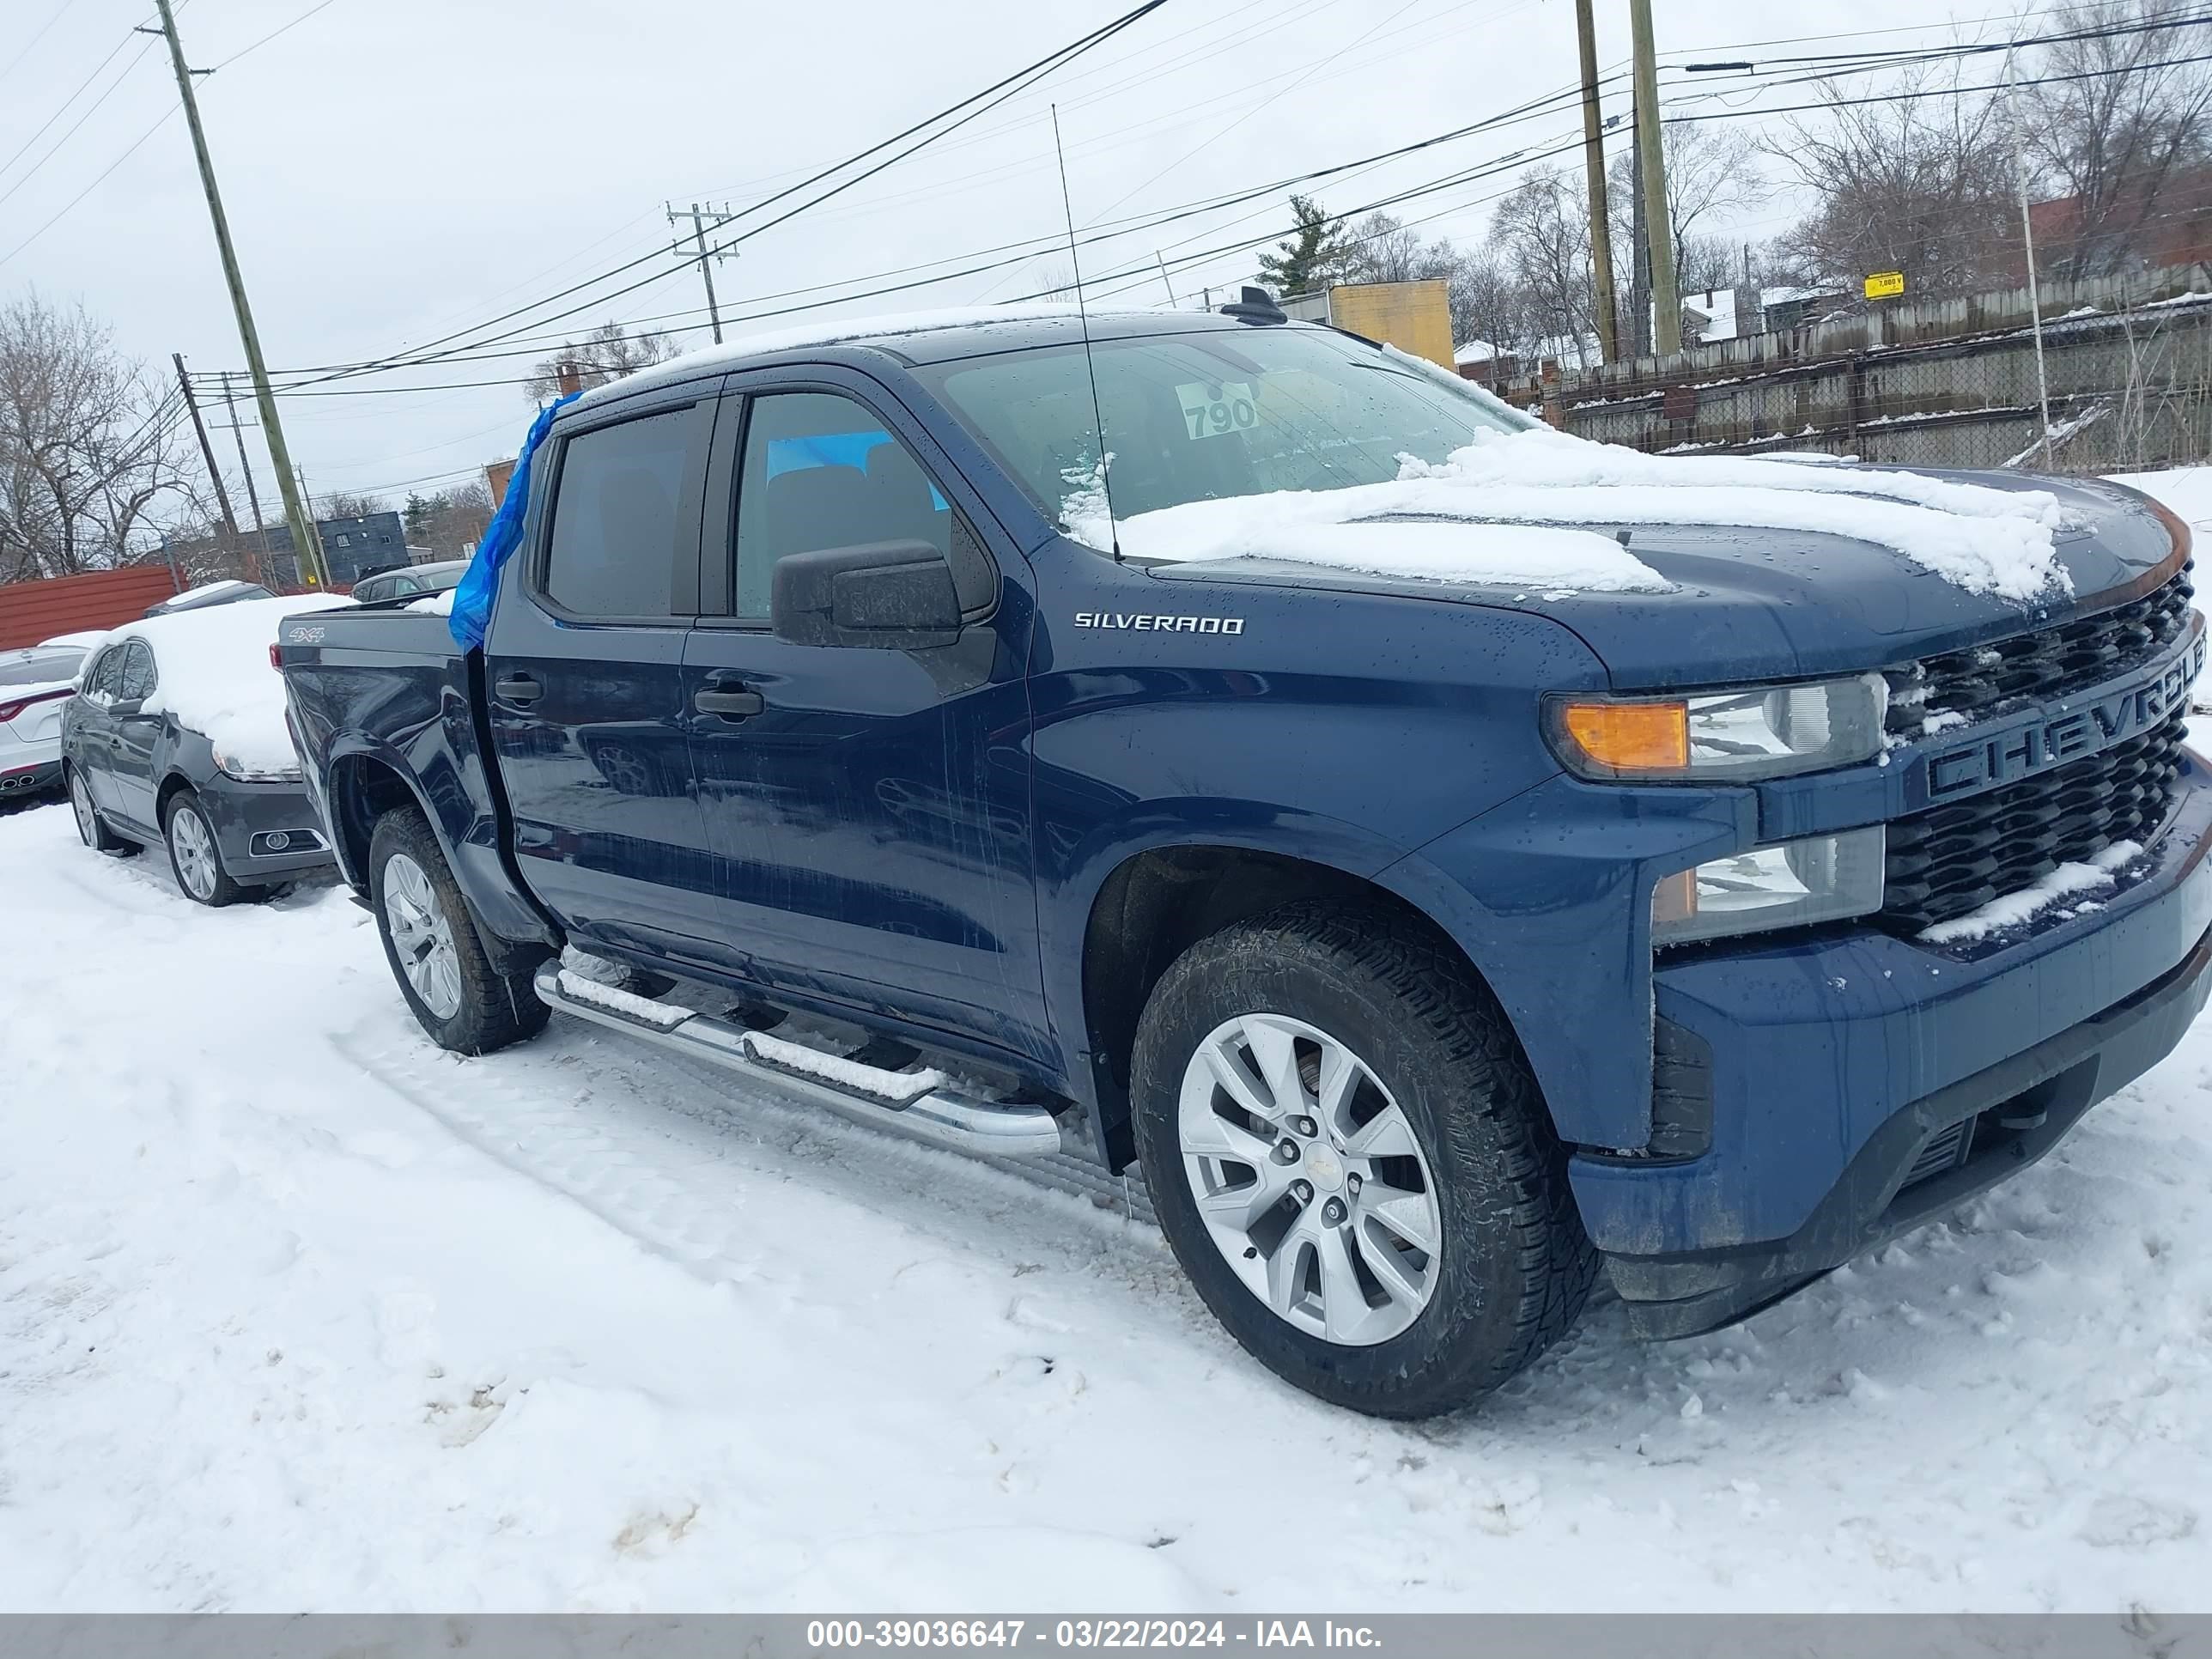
[{"left": 1071, "top": 836, "right": 1526, "bottom": 1170}]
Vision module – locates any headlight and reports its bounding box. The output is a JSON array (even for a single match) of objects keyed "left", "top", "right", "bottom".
[
  {"left": 212, "top": 746, "right": 301, "bottom": 783},
  {"left": 1653, "top": 827, "right": 1887, "bottom": 945},
  {"left": 1547, "top": 673, "right": 1888, "bottom": 781}
]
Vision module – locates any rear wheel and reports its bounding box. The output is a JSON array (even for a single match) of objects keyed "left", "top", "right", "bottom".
[
  {"left": 68, "top": 766, "right": 135, "bottom": 856},
  {"left": 164, "top": 789, "right": 253, "bottom": 906},
  {"left": 1130, "top": 899, "right": 1597, "bottom": 1419},
  {"left": 369, "top": 805, "right": 549, "bottom": 1054}
]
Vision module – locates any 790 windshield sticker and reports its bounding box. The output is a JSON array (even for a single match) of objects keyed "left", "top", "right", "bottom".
[{"left": 1175, "top": 380, "right": 1259, "bottom": 441}]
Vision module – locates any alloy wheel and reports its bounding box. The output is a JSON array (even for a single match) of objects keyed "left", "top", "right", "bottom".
[
  {"left": 169, "top": 805, "right": 218, "bottom": 902},
  {"left": 1177, "top": 1012, "right": 1443, "bottom": 1346},
  {"left": 70, "top": 773, "right": 97, "bottom": 847},
  {"left": 382, "top": 851, "right": 462, "bottom": 1018}
]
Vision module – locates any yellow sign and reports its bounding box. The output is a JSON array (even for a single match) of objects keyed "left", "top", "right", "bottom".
[{"left": 1864, "top": 270, "right": 1905, "bottom": 299}]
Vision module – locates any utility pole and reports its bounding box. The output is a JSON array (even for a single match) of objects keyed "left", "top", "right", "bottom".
[
  {"left": 213, "top": 372, "right": 271, "bottom": 586},
  {"left": 1628, "top": 104, "right": 1649, "bottom": 357},
  {"left": 172, "top": 353, "right": 239, "bottom": 544},
  {"left": 1156, "top": 252, "right": 1178, "bottom": 306},
  {"left": 145, "top": 0, "right": 326, "bottom": 588},
  {"left": 215, "top": 374, "right": 267, "bottom": 537},
  {"left": 2005, "top": 52, "right": 2056, "bottom": 468},
  {"left": 1629, "top": 0, "right": 1680, "bottom": 357},
  {"left": 1575, "top": 0, "right": 1620, "bottom": 364},
  {"left": 295, "top": 465, "right": 331, "bottom": 586},
  {"left": 666, "top": 203, "right": 735, "bottom": 344}
]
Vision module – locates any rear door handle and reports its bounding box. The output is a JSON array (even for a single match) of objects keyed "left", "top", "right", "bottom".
[
  {"left": 495, "top": 672, "right": 544, "bottom": 706},
  {"left": 695, "top": 686, "right": 765, "bottom": 720}
]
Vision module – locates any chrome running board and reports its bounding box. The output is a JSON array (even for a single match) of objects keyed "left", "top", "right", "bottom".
[{"left": 532, "top": 963, "right": 1064, "bottom": 1160}]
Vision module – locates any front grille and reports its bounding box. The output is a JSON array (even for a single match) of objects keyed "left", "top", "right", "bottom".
[
  {"left": 1881, "top": 715, "right": 2185, "bottom": 933},
  {"left": 1886, "top": 566, "right": 2194, "bottom": 737}
]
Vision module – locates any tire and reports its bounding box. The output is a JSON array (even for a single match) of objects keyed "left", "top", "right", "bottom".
[
  {"left": 1130, "top": 899, "right": 1598, "bottom": 1419},
  {"left": 368, "top": 805, "right": 550, "bottom": 1054},
  {"left": 68, "top": 765, "right": 137, "bottom": 856},
  {"left": 163, "top": 789, "right": 251, "bottom": 906}
]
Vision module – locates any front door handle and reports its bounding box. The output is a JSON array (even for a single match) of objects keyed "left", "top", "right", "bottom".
[
  {"left": 695, "top": 685, "right": 765, "bottom": 720},
  {"left": 495, "top": 672, "right": 544, "bottom": 706}
]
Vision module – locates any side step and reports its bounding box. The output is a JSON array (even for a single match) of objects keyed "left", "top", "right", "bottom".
[{"left": 532, "top": 963, "right": 1064, "bottom": 1160}]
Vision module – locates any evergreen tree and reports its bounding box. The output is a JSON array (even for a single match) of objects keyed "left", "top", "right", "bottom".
[{"left": 1257, "top": 197, "right": 1355, "bottom": 297}]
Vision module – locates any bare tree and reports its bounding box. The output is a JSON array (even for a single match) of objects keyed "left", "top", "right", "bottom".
[
  {"left": 403, "top": 480, "right": 495, "bottom": 557},
  {"left": 1489, "top": 166, "right": 1597, "bottom": 367},
  {"left": 526, "top": 319, "right": 680, "bottom": 403},
  {"left": 0, "top": 291, "right": 201, "bottom": 583},
  {"left": 2024, "top": 0, "right": 2212, "bottom": 280},
  {"left": 316, "top": 490, "right": 393, "bottom": 521},
  {"left": 1765, "top": 64, "right": 2018, "bottom": 298},
  {"left": 1344, "top": 210, "right": 1433, "bottom": 284}
]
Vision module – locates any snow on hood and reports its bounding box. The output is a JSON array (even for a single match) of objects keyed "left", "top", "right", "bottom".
[
  {"left": 106, "top": 594, "right": 352, "bottom": 773},
  {"left": 1089, "top": 427, "right": 2073, "bottom": 602}
]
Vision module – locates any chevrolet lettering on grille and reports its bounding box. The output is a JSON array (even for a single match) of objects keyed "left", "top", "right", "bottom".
[{"left": 1926, "top": 633, "right": 2207, "bottom": 801}]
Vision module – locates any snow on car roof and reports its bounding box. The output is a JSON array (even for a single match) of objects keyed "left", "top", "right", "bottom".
[{"left": 104, "top": 594, "right": 351, "bottom": 773}]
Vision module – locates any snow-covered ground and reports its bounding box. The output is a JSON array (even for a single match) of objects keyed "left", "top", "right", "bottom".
[{"left": 5, "top": 795, "right": 2212, "bottom": 1615}]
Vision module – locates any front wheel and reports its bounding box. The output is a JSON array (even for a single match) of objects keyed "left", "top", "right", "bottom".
[
  {"left": 368, "top": 805, "right": 549, "bottom": 1054},
  {"left": 1130, "top": 899, "right": 1597, "bottom": 1419},
  {"left": 164, "top": 789, "right": 252, "bottom": 905}
]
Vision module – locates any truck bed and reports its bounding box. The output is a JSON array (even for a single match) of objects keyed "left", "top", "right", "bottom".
[{"left": 278, "top": 607, "right": 556, "bottom": 959}]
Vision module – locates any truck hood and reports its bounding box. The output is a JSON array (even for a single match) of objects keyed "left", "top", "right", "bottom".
[{"left": 1146, "top": 468, "right": 2184, "bottom": 688}]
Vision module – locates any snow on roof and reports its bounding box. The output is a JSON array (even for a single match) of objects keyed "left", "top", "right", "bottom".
[
  {"left": 37, "top": 629, "right": 110, "bottom": 651},
  {"left": 106, "top": 594, "right": 352, "bottom": 772},
  {"left": 1079, "top": 426, "right": 2072, "bottom": 601},
  {"left": 577, "top": 303, "right": 1159, "bottom": 406},
  {"left": 1687, "top": 288, "right": 1740, "bottom": 343},
  {"left": 1454, "top": 339, "right": 1499, "bottom": 365}
]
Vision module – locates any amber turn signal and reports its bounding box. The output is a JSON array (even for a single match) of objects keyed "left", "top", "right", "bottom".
[{"left": 1558, "top": 700, "right": 1690, "bottom": 774}]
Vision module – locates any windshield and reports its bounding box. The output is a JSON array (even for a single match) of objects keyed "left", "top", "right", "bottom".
[
  {"left": 915, "top": 325, "right": 1530, "bottom": 538},
  {"left": 0, "top": 647, "right": 83, "bottom": 688}
]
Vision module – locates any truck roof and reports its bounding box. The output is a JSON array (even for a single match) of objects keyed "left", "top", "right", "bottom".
[{"left": 576, "top": 303, "right": 1321, "bottom": 409}]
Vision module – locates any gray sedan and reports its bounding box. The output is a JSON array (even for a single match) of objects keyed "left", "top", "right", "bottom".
[{"left": 62, "top": 634, "right": 331, "bottom": 905}]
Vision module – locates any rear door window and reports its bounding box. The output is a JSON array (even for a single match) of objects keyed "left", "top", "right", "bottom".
[
  {"left": 118, "top": 641, "right": 157, "bottom": 702},
  {"left": 85, "top": 647, "right": 126, "bottom": 705},
  {"left": 541, "top": 403, "right": 712, "bottom": 620}
]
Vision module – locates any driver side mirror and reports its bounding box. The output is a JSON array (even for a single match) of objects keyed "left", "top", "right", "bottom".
[{"left": 770, "top": 539, "right": 962, "bottom": 650}]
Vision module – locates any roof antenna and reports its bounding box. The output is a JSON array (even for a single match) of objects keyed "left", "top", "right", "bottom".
[{"left": 1051, "top": 103, "right": 1121, "bottom": 563}]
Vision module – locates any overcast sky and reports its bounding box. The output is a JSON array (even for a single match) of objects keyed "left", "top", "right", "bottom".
[{"left": 3, "top": 0, "right": 2014, "bottom": 522}]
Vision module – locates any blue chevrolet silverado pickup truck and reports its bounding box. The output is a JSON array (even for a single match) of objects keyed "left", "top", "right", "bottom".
[{"left": 279, "top": 301, "right": 2212, "bottom": 1418}]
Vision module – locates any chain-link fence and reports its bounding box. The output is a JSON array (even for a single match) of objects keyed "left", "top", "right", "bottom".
[{"left": 1514, "top": 273, "right": 2212, "bottom": 475}]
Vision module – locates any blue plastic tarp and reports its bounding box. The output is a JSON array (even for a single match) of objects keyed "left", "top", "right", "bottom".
[{"left": 447, "top": 391, "right": 580, "bottom": 652}]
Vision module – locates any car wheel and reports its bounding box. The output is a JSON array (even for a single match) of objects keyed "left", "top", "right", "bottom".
[
  {"left": 163, "top": 789, "right": 247, "bottom": 906},
  {"left": 1130, "top": 898, "right": 1598, "bottom": 1419},
  {"left": 369, "top": 805, "right": 550, "bottom": 1054},
  {"left": 68, "top": 765, "right": 137, "bottom": 856}
]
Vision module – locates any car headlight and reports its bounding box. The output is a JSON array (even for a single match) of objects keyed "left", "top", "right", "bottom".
[
  {"left": 212, "top": 745, "right": 302, "bottom": 783},
  {"left": 1653, "top": 827, "right": 1887, "bottom": 945},
  {"left": 1547, "top": 673, "right": 1889, "bottom": 781}
]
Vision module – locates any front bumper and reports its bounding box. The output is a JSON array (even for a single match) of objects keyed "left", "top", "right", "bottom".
[
  {"left": 198, "top": 775, "right": 336, "bottom": 878},
  {"left": 1583, "top": 747, "right": 2212, "bottom": 1337}
]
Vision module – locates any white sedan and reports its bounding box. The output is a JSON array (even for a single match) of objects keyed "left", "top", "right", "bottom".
[{"left": 0, "top": 641, "right": 92, "bottom": 801}]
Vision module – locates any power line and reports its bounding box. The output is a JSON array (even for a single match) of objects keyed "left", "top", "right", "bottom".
[
  {"left": 0, "top": 104, "right": 175, "bottom": 269},
  {"left": 206, "top": 0, "right": 343, "bottom": 73},
  {"left": 271, "top": 2, "right": 1170, "bottom": 395},
  {"left": 0, "top": 37, "right": 157, "bottom": 210},
  {"left": 0, "top": 0, "right": 75, "bottom": 85}
]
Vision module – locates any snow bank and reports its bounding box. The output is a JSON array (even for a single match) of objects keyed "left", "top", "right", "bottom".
[
  {"left": 1109, "top": 427, "right": 2072, "bottom": 600},
  {"left": 107, "top": 594, "right": 351, "bottom": 774},
  {"left": 1919, "top": 842, "right": 2142, "bottom": 944}
]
